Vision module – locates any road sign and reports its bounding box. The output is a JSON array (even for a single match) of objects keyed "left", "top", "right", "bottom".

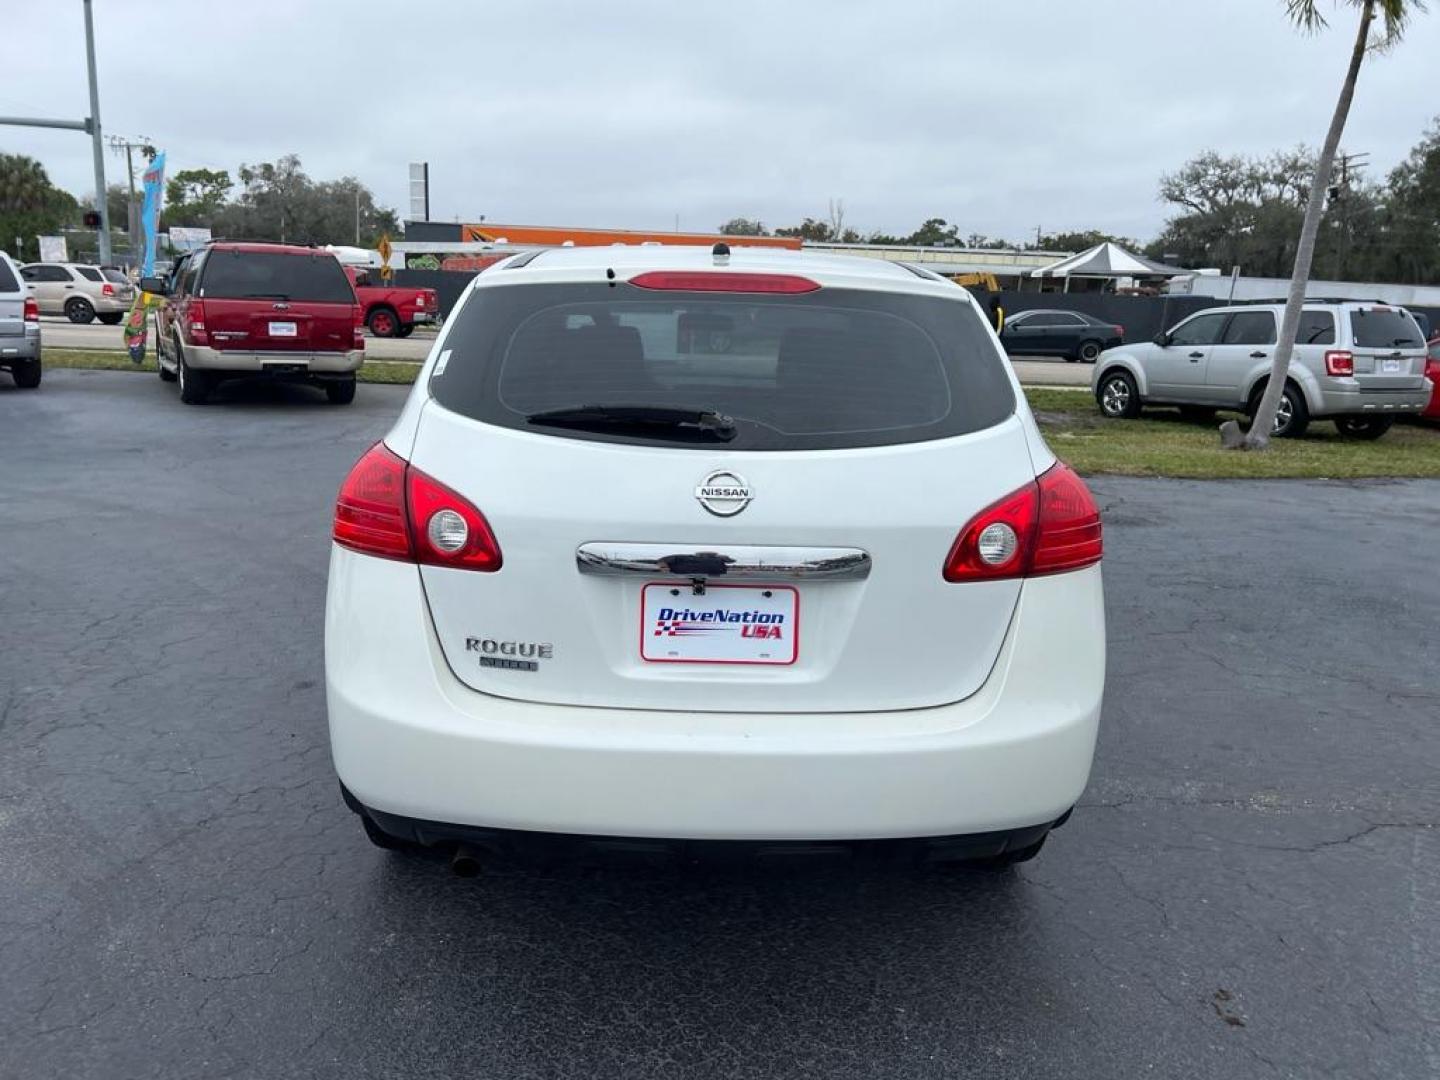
[{"left": 377, "top": 234, "right": 393, "bottom": 281}]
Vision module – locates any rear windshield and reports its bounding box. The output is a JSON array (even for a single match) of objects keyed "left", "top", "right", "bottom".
[
  {"left": 1350, "top": 308, "right": 1423, "bottom": 348},
  {"left": 199, "top": 251, "right": 354, "bottom": 303},
  {"left": 102, "top": 268, "right": 129, "bottom": 285},
  {"left": 0, "top": 260, "right": 17, "bottom": 293},
  {"left": 429, "top": 283, "right": 1016, "bottom": 451}
]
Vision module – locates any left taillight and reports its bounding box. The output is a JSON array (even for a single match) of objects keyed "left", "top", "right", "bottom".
[
  {"left": 1325, "top": 350, "right": 1354, "bottom": 377},
  {"left": 101, "top": 283, "right": 115, "bottom": 297},
  {"left": 333, "top": 442, "right": 502, "bottom": 572},
  {"left": 943, "top": 462, "right": 1102, "bottom": 582},
  {"left": 352, "top": 304, "right": 365, "bottom": 349},
  {"left": 23, "top": 296, "right": 39, "bottom": 322}
]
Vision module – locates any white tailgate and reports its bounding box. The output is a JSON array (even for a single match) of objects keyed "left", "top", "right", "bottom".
[{"left": 409, "top": 404, "right": 1036, "bottom": 713}]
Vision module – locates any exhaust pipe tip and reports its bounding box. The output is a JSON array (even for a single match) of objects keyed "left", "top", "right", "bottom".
[{"left": 450, "top": 844, "right": 483, "bottom": 878}]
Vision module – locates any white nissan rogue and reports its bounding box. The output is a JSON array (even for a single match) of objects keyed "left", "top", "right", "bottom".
[{"left": 326, "top": 245, "right": 1106, "bottom": 870}]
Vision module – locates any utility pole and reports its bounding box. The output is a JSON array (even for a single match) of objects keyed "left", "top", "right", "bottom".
[
  {"left": 355, "top": 185, "right": 361, "bottom": 245},
  {"left": 1327, "top": 151, "right": 1369, "bottom": 279},
  {"left": 83, "top": 0, "right": 111, "bottom": 264},
  {"left": 0, "top": 1, "right": 112, "bottom": 263},
  {"left": 108, "top": 135, "right": 152, "bottom": 246}
]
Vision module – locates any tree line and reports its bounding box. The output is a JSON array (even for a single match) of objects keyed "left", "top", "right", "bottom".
[
  {"left": 5, "top": 113, "right": 1437, "bottom": 285},
  {"left": 0, "top": 151, "right": 399, "bottom": 261},
  {"left": 721, "top": 115, "right": 1440, "bottom": 286}
]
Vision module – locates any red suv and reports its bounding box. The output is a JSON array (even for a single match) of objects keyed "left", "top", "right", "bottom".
[{"left": 143, "top": 242, "right": 364, "bottom": 405}]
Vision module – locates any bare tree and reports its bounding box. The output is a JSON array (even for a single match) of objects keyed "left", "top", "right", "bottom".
[
  {"left": 827, "top": 198, "right": 846, "bottom": 242},
  {"left": 1236, "top": 0, "right": 1421, "bottom": 449}
]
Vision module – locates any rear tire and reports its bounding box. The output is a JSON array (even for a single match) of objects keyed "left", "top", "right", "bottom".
[
  {"left": 325, "top": 377, "right": 357, "bottom": 405},
  {"left": 1250, "top": 381, "right": 1309, "bottom": 438},
  {"left": 366, "top": 306, "right": 399, "bottom": 338},
  {"left": 97, "top": 312, "right": 124, "bottom": 326},
  {"left": 395, "top": 324, "right": 414, "bottom": 338},
  {"left": 1097, "top": 369, "right": 1141, "bottom": 419},
  {"left": 11, "top": 355, "right": 41, "bottom": 389},
  {"left": 1077, "top": 339, "right": 1102, "bottom": 363},
  {"left": 65, "top": 297, "right": 96, "bottom": 324},
  {"left": 177, "top": 346, "right": 213, "bottom": 405},
  {"left": 1334, "top": 416, "right": 1393, "bottom": 440}
]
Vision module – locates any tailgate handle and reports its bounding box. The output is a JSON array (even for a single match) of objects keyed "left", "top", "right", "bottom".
[{"left": 576, "top": 543, "right": 871, "bottom": 582}]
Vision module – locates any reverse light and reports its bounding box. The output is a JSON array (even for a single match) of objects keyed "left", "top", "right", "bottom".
[
  {"left": 333, "top": 442, "right": 502, "bottom": 571},
  {"left": 943, "top": 463, "right": 1101, "bottom": 582},
  {"left": 1325, "top": 350, "right": 1354, "bottom": 376},
  {"left": 23, "top": 296, "right": 39, "bottom": 322},
  {"left": 628, "top": 271, "right": 821, "bottom": 294}
]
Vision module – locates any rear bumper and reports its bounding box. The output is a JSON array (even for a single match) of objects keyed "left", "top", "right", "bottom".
[
  {"left": 1314, "top": 383, "right": 1432, "bottom": 416},
  {"left": 0, "top": 328, "right": 41, "bottom": 363},
  {"left": 409, "top": 311, "right": 437, "bottom": 325},
  {"left": 325, "top": 549, "right": 1106, "bottom": 842},
  {"left": 185, "top": 343, "right": 364, "bottom": 373}
]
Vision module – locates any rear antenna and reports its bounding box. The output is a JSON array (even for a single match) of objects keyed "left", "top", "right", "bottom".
[
  {"left": 712, "top": 241, "right": 731, "bottom": 266},
  {"left": 606, "top": 267, "right": 616, "bottom": 288}
]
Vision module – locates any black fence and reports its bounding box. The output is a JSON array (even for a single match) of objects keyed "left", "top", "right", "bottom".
[{"left": 983, "top": 290, "right": 1439, "bottom": 343}]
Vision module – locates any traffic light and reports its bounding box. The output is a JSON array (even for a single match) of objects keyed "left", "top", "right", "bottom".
[{"left": 83, "top": 210, "right": 102, "bottom": 229}]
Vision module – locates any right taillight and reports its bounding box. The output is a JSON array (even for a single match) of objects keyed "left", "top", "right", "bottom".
[
  {"left": 333, "top": 442, "right": 502, "bottom": 571},
  {"left": 23, "top": 296, "right": 38, "bottom": 322},
  {"left": 943, "top": 463, "right": 1101, "bottom": 582},
  {"left": 1325, "top": 350, "right": 1354, "bottom": 376}
]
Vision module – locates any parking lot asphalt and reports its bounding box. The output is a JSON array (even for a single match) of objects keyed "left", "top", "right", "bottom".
[{"left": 3, "top": 369, "right": 1437, "bottom": 1080}]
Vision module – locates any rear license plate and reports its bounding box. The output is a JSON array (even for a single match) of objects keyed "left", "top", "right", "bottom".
[
  {"left": 268, "top": 321, "right": 298, "bottom": 337},
  {"left": 1382, "top": 358, "right": 1404, "bottom": 373},
  {"left": 641, "top": 583, "right": 798, "bottom": 665}
]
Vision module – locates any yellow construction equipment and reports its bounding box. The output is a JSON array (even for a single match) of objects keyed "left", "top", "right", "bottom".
[{"left": 949, "top": 272, "right": 1001, "bottom": 292}]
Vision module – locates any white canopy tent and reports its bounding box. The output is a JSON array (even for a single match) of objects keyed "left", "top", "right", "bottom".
[{"left": 1030, "top": 242, "right": 1191, "bottom": 292}]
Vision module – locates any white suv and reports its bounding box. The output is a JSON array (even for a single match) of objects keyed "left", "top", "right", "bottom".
[
  {"left": 326, "top": 246, "right": 1106, "bottom": 870},
  {"left": 1092, "top": 301, "right": 1432, "bottom": 438}
]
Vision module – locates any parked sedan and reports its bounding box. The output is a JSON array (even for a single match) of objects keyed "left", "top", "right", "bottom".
[{"left": 999, "top": 309, "right": 1124, "bottom": 363}]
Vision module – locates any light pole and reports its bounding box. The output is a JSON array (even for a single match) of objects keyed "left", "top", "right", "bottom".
[
  {"left": 83, "top": 0, "right": 111, "bottom": 264},
  {"left": 0, "top": 2, "right": 112, "bottom": 264}
]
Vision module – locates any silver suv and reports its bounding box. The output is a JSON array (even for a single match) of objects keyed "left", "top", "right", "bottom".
[
  {"left": 20, "top": 262, "right": 135, "bottom": 324},
  {"left": 0, "top": 251, "right": 42, "bottom": 388},
  {"left": 1091, "top": 301, "right": 1432, "bottom": 438}
]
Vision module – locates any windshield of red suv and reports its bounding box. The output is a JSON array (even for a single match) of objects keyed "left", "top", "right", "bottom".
[{"left": 200, "top": 251, "right": 354, "bottom": 304}]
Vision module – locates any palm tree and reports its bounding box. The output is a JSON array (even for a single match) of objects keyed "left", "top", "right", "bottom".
[
  {"left": 1239, "top": 0, "right": 1422, "bottom": 450},
  {"left": 0, "top": 155, "right": 51, "bottom": 213}
]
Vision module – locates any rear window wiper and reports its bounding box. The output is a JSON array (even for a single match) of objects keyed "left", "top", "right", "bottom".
[{"left": 525, "top": 404, "right": 737, "bottom": 441}]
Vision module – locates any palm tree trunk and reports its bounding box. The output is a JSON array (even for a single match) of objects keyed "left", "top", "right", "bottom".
[{"left": 1243, "top": 0, "right": 1375, "bottom": 449}]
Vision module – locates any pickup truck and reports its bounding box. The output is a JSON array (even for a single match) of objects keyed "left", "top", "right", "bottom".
[{"left": 344, "top": 267, "right": 439, "bottom": 338}]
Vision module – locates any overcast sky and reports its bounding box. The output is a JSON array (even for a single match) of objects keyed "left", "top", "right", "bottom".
[{"left": 4, "top": 0, "right": 1437, "bottom": 244}]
